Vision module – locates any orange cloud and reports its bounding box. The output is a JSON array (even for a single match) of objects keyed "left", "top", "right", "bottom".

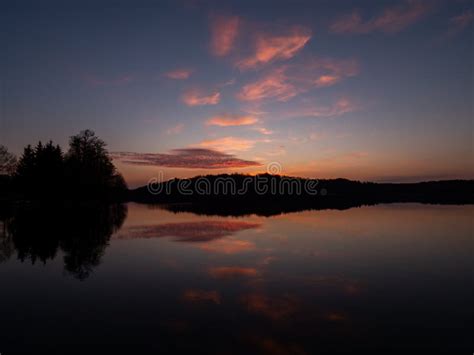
[
  {"left": 330, "top": 0, "right": 430, "bottom": 34},
  {"left": 210, "top": 15, "right": 240, "bottom": 56},
  {"left": 198, "top": 136, "right": 257, "bottom": 152},
  {"left": 182, "top": 289, "right": 221, "bottom": 304},
  {"left": 237, "top": 67, "right": 298, "bottom": 102},
  {"left": 206, "top": 114, "right": 258, "bottom": 127},
  {"left": 237, "top": 26, "right": 311, "bottom": 70},
  {"left": 208, "top": 266, "right": 258, "bottom": 279},
  {"left": 164, "top": 68, "right": 193, "bottom": 80},
  {"left": 182, "top": 89, "right": 220, "bottom": 106},
  {"left": 199, "top": 239, "right": 256, "bottom": 254}
]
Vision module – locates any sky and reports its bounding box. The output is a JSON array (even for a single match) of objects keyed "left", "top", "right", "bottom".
[{"left": 1, "top": 0, "right": 473, "bottom": 187}]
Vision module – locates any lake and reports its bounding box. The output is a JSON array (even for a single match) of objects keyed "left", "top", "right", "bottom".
[{"left": 0, "top": 202, "right": 472, "bottom": 353}]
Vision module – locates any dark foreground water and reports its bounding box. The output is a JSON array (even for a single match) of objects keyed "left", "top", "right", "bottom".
[{"left": 0, "top": 203, "right": 472, "bottom": 354}]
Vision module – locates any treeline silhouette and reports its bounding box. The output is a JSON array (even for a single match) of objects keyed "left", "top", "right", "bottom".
[
  {"left": 0, "top": 130, "right": 127, "bottom": 200},
  {"left": 129, "top": 174, "right": 474, "bottom": 217},
  {"left": 0, "top": 202, "right": 127, "bottom": 280}
]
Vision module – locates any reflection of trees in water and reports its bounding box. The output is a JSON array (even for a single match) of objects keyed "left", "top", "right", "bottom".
[{"left": 0, "top": 203, "right": 127, "bottom": 280}]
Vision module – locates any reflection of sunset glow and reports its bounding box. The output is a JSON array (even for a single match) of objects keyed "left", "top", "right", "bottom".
[
  {"left": 115, "top": 220, "right": 261, "bottom": 242},
  {"left": 326, "top": 313, "right": 347, "bottom": 321},
  {"left": 182, "top": 289, "right": 221, "bottom": 304},
  {"left": 208, "top": 266, "right": 258, "bottom": 279},
  {"left": 241, "top": 293, "right": 298, "bottom": 320}
]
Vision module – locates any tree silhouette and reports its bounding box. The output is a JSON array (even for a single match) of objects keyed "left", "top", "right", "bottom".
[
  {"left": 12, "top": 130, "right": 127, "bottom": 200},
  {"left": 0, "top": 145, "right": 17, "bottom": 176},
  {"left": 65, "top": 129, "right": 127, "bottom": 198},
  {"left": 15, "top": 141, "right": 64, "bottom": 197}
]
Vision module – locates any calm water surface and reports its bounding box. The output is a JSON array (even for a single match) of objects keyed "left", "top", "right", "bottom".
[{"left": 0, "top": 203, "right": 472, "bottom": 354}]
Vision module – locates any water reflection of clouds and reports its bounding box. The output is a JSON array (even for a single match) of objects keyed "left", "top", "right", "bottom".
[
  {"left": 240, "top": 293, "right": 299, "bottom": 320},
  {"left": 115, "top": 220, "right": 261, "bottom": 242},
  {"left": 198, "top": 239, "right": 256, "bottom": 254},
  {"left": 208, "top": 266, "right": 258, "bottom": 279},
  {"left": 182, "top": 289, "right": 221, "bottom": 305}
]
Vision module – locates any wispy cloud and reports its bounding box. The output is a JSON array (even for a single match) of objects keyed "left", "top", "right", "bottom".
[
  {"left": 210, "top": 14, "right": 240, "bottom": 56},
  {"left": 112, "top": 148, "right": 261, "bottom": 169},
  {"left": 330, "top": 0, "right": 431, "bottom": 34},
  {"left": 164, "top": 68, "right": 193, "bottom": 80},
  {"left": 198, "top": 137, "right": 258, "bottom": 152},
  {"left": 288, "top": 97, "right": 358, "bottom": 118},
  {"left": 206, "top": 114, "right": 258, "bottom": 127},
  {"left": 182, "top": 89, "right": 221, "bottom": 106},
  {"left": 166, "top": 123, "right": 184, "bottom": 135},
  {"left": 237, "top": 57, "right": 358, "bottom": 102},
  {"left": 237, "top": 67, "right": 298, "bottom": 102},
  {"left": 253, "top": 127, "right": 273, "bottom": 135},
  {"left": 441, "top": 10, "right": 474, "bottom": 39},
  {"left": 237, "top": 26, "right": 311, "bottom": 70},
  {"left": 293, "top": 57, "right": 359, "bottom": 87}
]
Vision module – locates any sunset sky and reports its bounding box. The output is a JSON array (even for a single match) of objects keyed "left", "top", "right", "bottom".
[{"left": 1, "top": 0, "right": 473, "bottom": 186}]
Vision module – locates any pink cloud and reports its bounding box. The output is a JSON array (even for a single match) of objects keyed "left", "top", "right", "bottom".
[
  {"left": 237, "top": 26, "right": 311, "bottom": 70},
  {"left": 111, "top": 148, "right": 261, "bottom": 169},
  {"left": 294, "top": 57, "right": 359, "bottom": 87},
  {"left": 206, "top": 114, "right": 258, "bottom": 127},
  {"left": 182, "top": 89, "right": 221, "bottom": 106},
  {"left": 237, "top": 67, "right": 298, "bottom": 102},
  {"left": 210, "top": 15, "right": 240, "bottom": 56},
  {"left": 164, "top": 68, "right": 193, "bottom": 80},
  {"left": 237, "top": 57, "right": 358, "bottom": 102},
  {"left": 330, "top": 0, "right": 431, "bottom": 34}
]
